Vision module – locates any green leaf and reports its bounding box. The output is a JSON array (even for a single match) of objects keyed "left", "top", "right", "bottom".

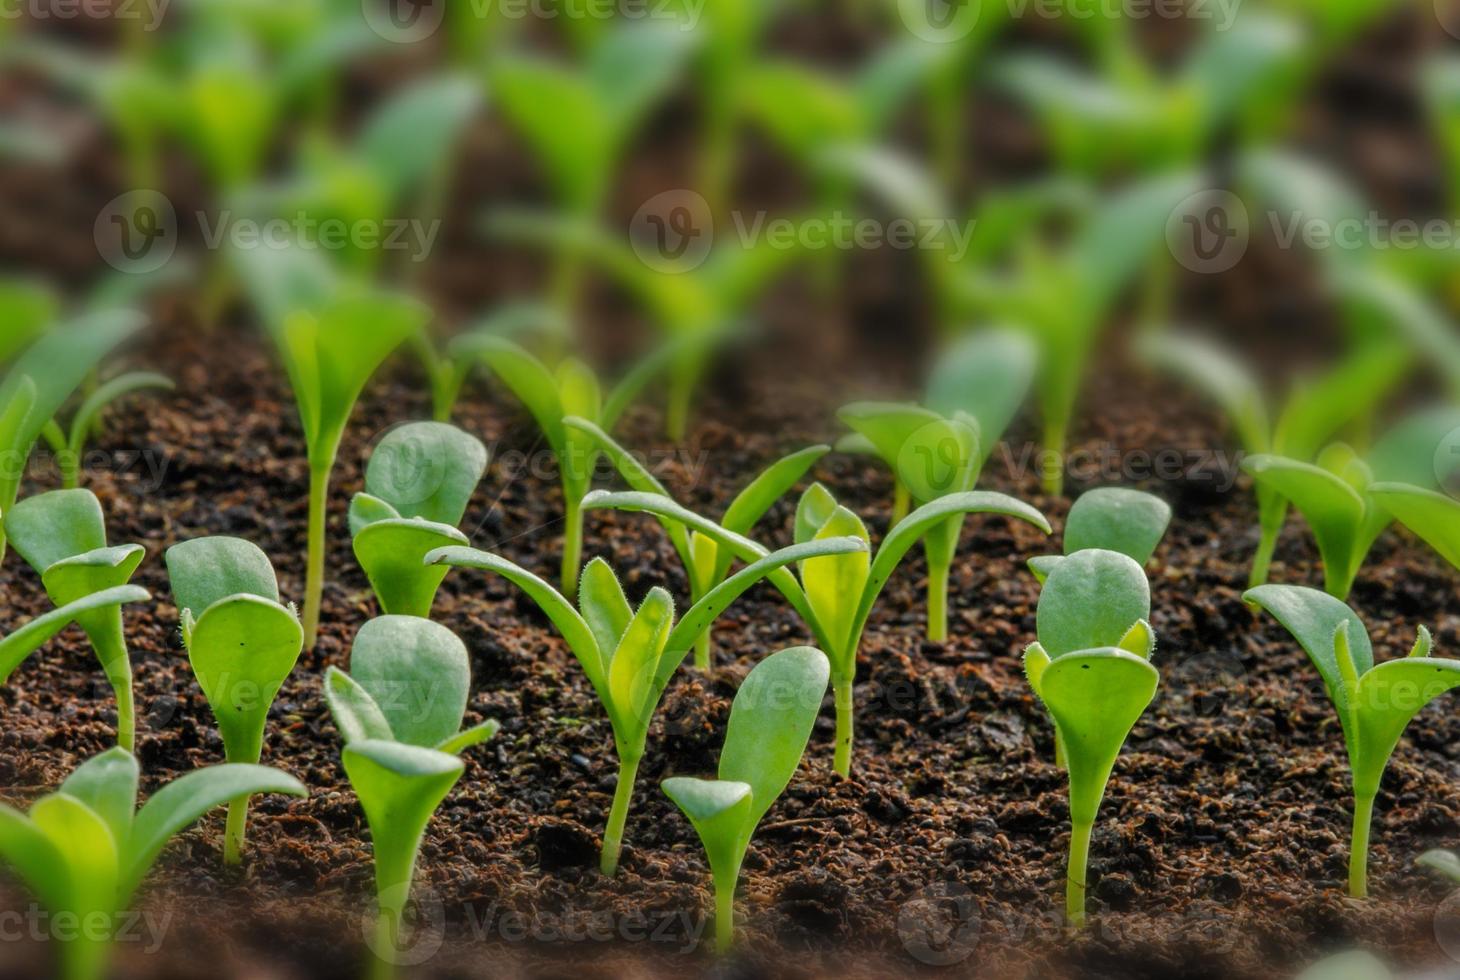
[
  {"left": 436, "top": 719, "right": 501, "bottom": 756},
  {"left": 353, "top": 519, "right": 468, "bottom": 618},
  {"left": 57, "top": 747, "right": 138, "bottom": 851},
  {"left": 43, "top": 545, "right": 147, "bottom": 608},
  {"left": 5, "top": 485, "right": 108, "bottom": 573},
  {"left": 606, "top": 588, "right": 675, "bottom": 739},
  {"left": 166, "top": 536, "right": 281, "bottom": 617},
  {"left": 801, "top": 507, "right": 871, "bottom": 663},
  {"left": 323, "top": 666, "right": 395, "bottom": 745},
  {"left": 454, "top": 334, "right": 566, "bottom": 450},
  {"left": 1243, "top": 455, "right": 1374, "bottom": 597},
  {"left": 348, "top": 617, "right": 470, "bottom": 749},
  {"left": 578, "top": 558, "right": 633, "bottom": 665},
  {"left": 0, "top": 805, "right": 68, "bottom": 912},
  {"left": 1027, "top": 554, "right": 1063, "bottom": 585},
  {"left": 1037, "top": 550, "right": 1150, "bottom": 658},
  {"left": 32, "top": 792, "right": 118, "bottom": 918},
  {"left": 794, "top": 482, "right": 839, "bottom": 546},
  {"left": 1274, "top": 343, "right": 1409, "bottom": 461},
  {"left": 355, "top": 73, "right": 480, "bottom": 201},
  {"left": 64, "top": 372, "right": 173, "bottom": 457},
  {"left": 1418, "top": 849, "right": 1460, "bottom": 884},
  {"left": 1368, "top": 406, "right": 1460, "bottom": 488},
  {"left": 837, "top": 401, "right": 942, "bottom": 472},
  {"left": 0, "top": 279, "right": 57, "bottom": 363},
  {"left": 661, "top": 776, "right": 753, "bottom": 886},
  {"left": 348, "top": 492, "right": 402, "bottom": 535},
  {"left": 1370, "top": 484, "right": 1460, "bottom": 571},
  {"left": 0, "top": 585, "right": 150, "bottom": 684},
  {"left": 1062, "top": 488, "right": 1171, "bottom": 564},
  {"left": 563, "top": 416, "right": 689, "bottom": 566},
  {"left": 1352, "top": 657, "right": 1460, "bottom": 797},
  {"left": 362, "top": 422, "right": 488, "bottom": 527},
  {"left": 925, "top": 329, "right": 1037, "bottom": 463},
  {"left": 187, "top": 596, "right": 303, "bottom": 764},
  {"left": 1117, "top": 619, "right": 1157, "bottom": 660}
]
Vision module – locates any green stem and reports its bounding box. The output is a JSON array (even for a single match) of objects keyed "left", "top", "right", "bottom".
[
  {"left": 562, "top": 492, "right": 584, "bottom": 599},
  {"left": 302, "top": 461, "right": 332, "bottom": 649},
  {"left": 370, "top": 906, "right": 399, "bottom": 980},
  {"left": 1350, "top": 793, "right": 1376, "bottom": 899},
  {"left": 1042, "top": 416, "right": 1068, "bottom": 497},
  {"left": 58, "top": 934, "right": 109, "bottom": 980},
  {"left": 224, "top": 796, "right": 249, "bottom": 866},
  {"left": 666, "top": 372, "right": 693, "bottom": 443},
  {"left": 89, "top": 619, "right": 135, "bottom": 753},
  {"left": 833, "top": 677, "right": 854, "bottom": 778},
  {"left": 713, "top": 868, "right": 738, "bottom": 953},
  {"left": 1249, "top": 519, "right": 1280, "bottom": 589},
  {"left": 1067, "top": 820, "right": 1093, "bottom": 927},
  {"left": 694, "top": 629, "right": 712, "bottom": 672},
  {"left": 891, "top": 480, "right": 911, "bottom": 525},
  {"left": 927, "top": 561, "right": 950, "bottom": 642},
  {"left": 600, "top": 754, "right": 641, "bottom": 876}
]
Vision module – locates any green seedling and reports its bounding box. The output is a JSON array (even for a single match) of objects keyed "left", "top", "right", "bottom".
[
  {"left": 663, "top": 646, "right": 830, "bottom": 952},
  {"left": 323, "top": 616, "right": 498, "bottom": 980},
  {"left": 1023, "top": 548, "right": 1159, "bottom": 925},
  {"left": 5, "top": 490, "right": 148, "bottom": 750},
  {"left": 0, "top": 747, "right": 305, "bottom": 980},
  {"left": 1371, "top": 484, "right": 1460, "bottom": 572},
  {"left": 39, "top": 372, "right": 172, "bottom": 489},
  {"left": 1028, "top": 487, "right": 1172, "bottom": 584},
  {"left": 1141, "top": 332, "right": 1406, "bottom": 586},
  {"left": 165, "top": 536, "right": 304, "bottom": 865},
  {"left": 583, "top": 486, "right": 1049, "bottom": 777},
  {"left": 1245, "top": 584, "right": 1460, "bottom": 897},
  {"left": 426, "top": 534, "right": 865, "bottom": 875},
  {"left": 566, "top": 415, "right": 827, "bottom": 669},
  {"left": 1362, "top": 404, "right": 1460, "bottom": 573},
  {"left": 0, "top": 307, "right": 145, "bottom": 562},
  {"left": 350, "top": 422, "right": 488, "bottom": 618},
  {"left": 453, "top": 333, "right": 669, "bottom": 595},
  {"left": 236, "top": 244, "right": 430, "bottom": 646}
]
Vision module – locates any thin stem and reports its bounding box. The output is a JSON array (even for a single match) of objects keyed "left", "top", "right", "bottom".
[
  {"left": 224, "top": 796, "right": 249, "bottom": 866},
  {"left": 666, "top": 372, "right": 693, "bottom": 443},
  {"left": 600, "top": 754, "right": 641, "bottom": 876},
  {"left": 302, "top": 461, "right": 332, "bottom": 648},
  {"left": 1042, "top": 416, "right": 1068, "bottom": 497},
  {"left": 92, "top": 621, "right": 135, "bottom": 753},
  {"left": 927, "top": 561, "right": 950, "bottom": 642},
  {"left": 113, "top": 670, "right": 135, "bottom": 754},
  {"left": 714, "top": 871, "right": 737, "bottom": 953},
  {"left": 561, "top": 492, "right": 584, "bottom": 599},
  {"left": 833, "top": 677, "right": 855, "bottom": 778},
  {"left": 1067, "top": 820, "right": 1094, "bottom": 927},
  {"left": 370, "top": 906, "right": 398, "bottom": 980},
  {"left": 59, "top": 934, "right": 108, "bottom": 980},
  {"left": 694, "top": 629, "right": 712, "bottom": 672},
  {"left": 1350, "top": 793, "right": 1376, "bottom": 899},
  {"left": 1249, "top": 523, "right": 1280, "bottom": 589},
  {"left": 891, "top": 480, "right": 910, "bottom": 525}
]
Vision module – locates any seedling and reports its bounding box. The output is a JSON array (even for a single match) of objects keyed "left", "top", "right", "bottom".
[
  {"left": 5, "top": 490, "right": 148, "bottom": 750},
  {"left": 1371, "top": 484, "right": 1460, "bottom": 572},
  {"left": 0, "top": 747, "right": 305, "bottom": 980},
  {"left": 323, "top": 616, "right": 498, "bottom": 980},
  {"left": 566, "top": 414, "right": 827, "bottom": 669},
  {"left": 236, "top": 244, "right": 430, "bottom": 646},
  {"left": 350, "top": 422, "right": 488, "bottom": 618},
  {"left": 0, "top": 586, "right": 150, "bottom": 714},
  {"left": 1141, "top": 332, "right": 1406, "bottom": 585},
  {"left": 165, "top": 536, "right": 304, "bottom": 865},
  {"left": 1023, "top": 548, "right": 1160, "bottom": 925},
  {"left": 39, "top": 372, "right": 172, "bottom": 489},
  {"left": 426, "top": 534, "right": 865, "bottom": 874},
  {"left": 583, "top": 486, "right": 1049, "bottom": 776},
  {"left": 663, "top": 646, "right": 830, "bottom": 951},
  {"left": 1028, "top": 487, "right": 1172, "bottom": 584},
  {"left": 1245, "top": 584, "right": 1460, "bottom": 897},
  {"left": 453, "top": 333, "right": 669, "bottom": 594},
  {"left": 0, "top": 307, "right": 145, "bottom": 561}
]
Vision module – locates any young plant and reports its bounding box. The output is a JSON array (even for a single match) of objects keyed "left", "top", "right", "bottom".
[
  {"left": 236, "top": 244, "right": 430, "bottom": 647},
  {"left": 453, "top": 333, "right": 669, "bottom": 595},
  {"left": 1141, "top": 332, "right": 1407, "bottom": 586},
  {"left": 0, "top": 747, "right": 305, "bottom": 980},
  {"left": 1371, "top": 484, "right": 1460, "bottom": 572},
  {"left": 164, "top": 536, "right": 304, "bottom": 865},
  {"left": 583, "top": 486, "right": 1049, "bottom": 777},
  {"left": 0, "top": 307, "right": 145, "bottom": 561},
  {"left": 323, "top": 616, "right": 498, "bottom": 980},
  {"left": 1023, "top": 548, "right": 1160, "bottom": 925},
  {"left": 4, "top": 490, "right": 148, "bottom": 750},
  {"left": 663, "top": 646, "right": 830, "bottom": 952},
  {"left": 0, "top": 586, "right": 150, "bottom": 708},
  {"left": 1245, "top": 584, "right": 1460, "bottom": 897},
  {"left": 566, "top": 414, "right": 827, "bottom": 669},
  {"left": 350, "top": 422, "right": 488, "bottom": 618},
  {"left": 1028, "top": 487, "right": 1172, "bottom": 584},
  {"left": 39, "top": 372, "right": 172, "bottom": 489},
  {"left": 426, "top": 534, "right": 865, "bottom": 875}
]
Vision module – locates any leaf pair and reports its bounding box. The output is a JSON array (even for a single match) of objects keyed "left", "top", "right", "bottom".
[
  {"left": 663, "top": 646, "right": 830, "bottom": 952},
  {"left": 0, "top": 748, "right": 305, "bottom": 980},
  {"left": 324, "top": 616, "right": 498, "bottom": 978},
  {"left": 350, "top": 422, "right": 488, "bottom": 618},
  {"left": 582, "top": 486, "right": 1049, "bottom": 777},
  {"left": 5, "top": 490, "right": 148, "bottom": 751},
  {"left": 38, "top": 372, "right": 172, "bottom": 490},
  {"left": 1023, "top": 549, "right": 1160, "bottom": 925},
  {"left": 427, "top": 532, "right": 866, "bottom": 873},
  {"left": 1245, "top": 585, "right": 1460, "bottom": 897}
]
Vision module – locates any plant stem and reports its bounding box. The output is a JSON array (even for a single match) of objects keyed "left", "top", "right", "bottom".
[
  {"left": 59, "top": 934, "right": 108, "bottom": 980},
  {"left": 92, "top": 620, "right": 135, "bottom": 753},
  {"left": 1042, "top": 417, "right": 1068, "bottom": 497},
  {"left": 694, "top": 629, "right": 712, "bottom": 672},
  {"left": 302, "top": 461, "right": 332, "bottom": 648},
  {"left": 927, "top": 561, "right": 950, "bottom": 642},
  {"left": 224, "top": 796, "right": 249, "bottom": 866},
  {"left": 1067, "top": 820, "right": 1093, "bottom": 927},
  {"left": 561, "top": 492, "right": 584, "bottom": 599},
  {"left": 713, "top": 871, "right": 737, "bottom": 953},
  {"left": 891, "top": 480, "right": 910, "bottom": 525},
  {"left": 833, "top": 678, "right": 854, "bottom": 778},
  {"left": 1250, "top": 523, "right": 1280, "bottom": 589},
  {"left": 600, "top": 754, "right": 641, "bottom": 876},
  {"left": 370, "top": 907, "right": 398, "bottom": 980},
  {"left": 1350, "top": 793, "right": 1376, "bottom": 898},
  {"left": 666, "top": 371, "right": 693, "bottom": 443}
]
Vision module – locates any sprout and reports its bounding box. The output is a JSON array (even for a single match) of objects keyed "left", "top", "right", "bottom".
[
  {"left": 566, "top": 414, "right": 827, "bottom": 669},
  {"left": 5, "top": 490, "right": 149, "bottom": 750},
  {"left": 164, "top": 537, "right": 304, "bottom": 865},
  {"left": 39, "top": 372, "right": 173, "bottom": 489},
  {"left": 1365, "top": 405, "right": 1460, "bottom": 573},
  {"left": 453, "top": 334, "right": 669, "bottom": 595},
  {"left": 1245, "top": 584, "right": 1460, "bottom": 897},
  {"left": 1028, "top": 487, "right": 1172, "bottom": 584},
  {"left": 1371, "top": 483, "right": 1460, "bottom": 571},
  {"left": 0, "top": 747, "right": 305, "bottom": 980},
  {"left": 584, "top": 486, "right": 1049, "bottom": 777},
  {"left": 427, "top": 534, "right": 866, "bottom": 874},
  {"left": 1023, "top": 549, "right": 1160, "bottom": 925},
  {"left": 236, "top": 244, "right": 430, "bottom": 646},
  {"left": 323, "top": 617, "right": 499, "bottom": 979},
  {"left": 349, "top": 422, "right": 488, "bottom": 618},
  {"left": 662, "top": 646, "right": 830, "bottom": 952},
  {"left": 1141, "top": 332, "right": 1407, "bottom": 585},
  {"left": 0, "top": 307, "right": 146, "bottom": 561}
]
